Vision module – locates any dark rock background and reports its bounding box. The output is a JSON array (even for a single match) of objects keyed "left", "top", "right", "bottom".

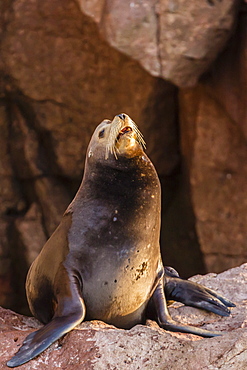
[{"left": 0, "top": 0, "right": 246, "bottom": 314}]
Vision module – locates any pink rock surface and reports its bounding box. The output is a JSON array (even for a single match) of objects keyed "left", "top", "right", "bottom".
[
  {"left": 1, "top": 264, "right": 246, "bottom": 369},
  {"left": 78, "top": 0, "right": 239, "bottom": 86}
]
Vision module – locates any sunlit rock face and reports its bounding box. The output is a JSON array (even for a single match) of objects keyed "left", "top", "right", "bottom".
[
  {"left": 0, "top": 0, "right": 246, "bottom": 312},
  {"left": 1, "top": 264, "right": 247, "bottom": 369},
  {"left": 179, "top": 11, "right": 247, "bottom": 272},
  {"left": 78, "top": 0, "right": 239, "bottom": 86}
]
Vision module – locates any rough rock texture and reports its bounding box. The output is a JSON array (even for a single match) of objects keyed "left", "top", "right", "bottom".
[
  {"left": 179, "top": 9, "right": 247, "bottom": 272},
  {"left": 1, "top": 0, "right": 179, "bottom": 179},
  {"left": 1, "top": 264, "right": 247, "bottom": 369},
  {"left": 0, "top": 0, "right": 247, "bottom": 312},
  {"left": 78, "top": 0, "right": 239, "bottom": 86}
]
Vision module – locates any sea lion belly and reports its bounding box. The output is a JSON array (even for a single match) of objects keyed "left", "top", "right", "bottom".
[{"left": 66, "top": 185, "right": 161, "bottom": 328}]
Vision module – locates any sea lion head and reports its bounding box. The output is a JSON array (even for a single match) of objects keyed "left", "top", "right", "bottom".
[{"left": 87, "top": 114, "right": 146, "bottom": 162}]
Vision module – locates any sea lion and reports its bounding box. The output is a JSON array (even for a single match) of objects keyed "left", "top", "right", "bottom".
[{"left": 7, "top": 113, "right": 235, "bottom": 367}]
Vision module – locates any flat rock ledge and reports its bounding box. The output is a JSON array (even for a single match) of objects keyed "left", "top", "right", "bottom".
[{"left": 1, "top": 264, "right": 247, "bottom": 369}]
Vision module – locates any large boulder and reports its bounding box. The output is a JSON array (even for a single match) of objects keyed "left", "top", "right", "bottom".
[
  {"left": 1, "top": 264, "right": 246, "bottom": 369},
  {"left": 78, "top": 0, "right": 239, "bottom": 86},
  {"left": 179, "top": 10, "right": 247, "bottom": 272},
  {"left": 0, "top": 0, "right": 246, "bottom": 312}
]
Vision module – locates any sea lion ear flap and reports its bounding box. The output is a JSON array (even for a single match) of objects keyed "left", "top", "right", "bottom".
[{"left": 7, "top": 296, "right": 86, "bottom": 368}]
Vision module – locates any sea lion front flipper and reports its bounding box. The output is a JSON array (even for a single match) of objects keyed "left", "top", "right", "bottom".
[
  {"left": 164, "top": 277, "right": 235, "bottom": 317},
  {"left": 7, "top": 294, "right": 86, "bottom": 368},
  {"left": 152, "top": 280, "right": 223, "bottom": 337}
]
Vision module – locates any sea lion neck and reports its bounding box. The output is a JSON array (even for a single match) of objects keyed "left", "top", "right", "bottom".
[{"left": 79, "top": 152, "right": 160, "bottom": 203}]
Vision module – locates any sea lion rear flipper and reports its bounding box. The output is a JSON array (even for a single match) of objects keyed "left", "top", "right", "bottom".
[
  {"left": 164, "top": 276, "right": 235, "bottom": 317},
  {"left": 7, "top": 296, "right": 86, "bottom": 368},
  {"left": 152, "top": 280, "right": 223, "bottom": 337}
]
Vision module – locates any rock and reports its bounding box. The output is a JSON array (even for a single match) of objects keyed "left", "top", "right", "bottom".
[
  {"left": 157, "top": 0, "right": 239, "bottom": 86},
  {"left": 206, "top": 7, "right": 247, "bottom": 142},
  {"left": 179, "top": 11, "right": 247, "bottom": 273},
  {"left": 180, "top": 84, "right": 247, "bottom": 273},
  {"left": 0, "top": 0, "right": 246, "bottom": 313},
  {"left": 33, "top": 177, "right": 71, "bottom": 236},
  {"left": 0, "top": 264, "right": 246, "bottom": 369},
  {"left": 8, "top": 104, "right": 73, "bottom": 235},
  {"left": 0, "top": 221, "right": 13, "bottom": 309},
  {"left": 0, "top": 105, "right": 26, "bottom": 216},
  {"left": 4, "top": 204, "right": 47, "bottom": 315},
  {"left": 1, "top": 0, "right": 179, "bottom": 178},
  {"left": 14, "top": 203, "right": 47, "bottom": 267},
  {"left": 78, "top": 0, "right": 239, "bottom": 86},
  {"left": 0, "top": 99, "right": 26, "bottom": 310}
]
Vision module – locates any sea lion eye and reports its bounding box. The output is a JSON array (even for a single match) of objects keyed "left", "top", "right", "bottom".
[{"left": 98, "top": 129, "right": 105, "bottom": 138}]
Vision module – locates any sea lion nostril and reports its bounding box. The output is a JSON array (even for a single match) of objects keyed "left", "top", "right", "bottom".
[{"left": 117, "top": 114, "right": 126, "bottom": 120}]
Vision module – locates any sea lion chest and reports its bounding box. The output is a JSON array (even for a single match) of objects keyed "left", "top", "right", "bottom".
[{"left": 65, "top": 156, "right": 161, "bottom": 328}]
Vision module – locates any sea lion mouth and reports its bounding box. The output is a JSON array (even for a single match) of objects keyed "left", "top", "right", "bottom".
[
  {"left": 116, "top": 126, "right": 133, "bottom": 141},
  {"left": 105, "top": 114, "right": 146, "bottom": 160}
]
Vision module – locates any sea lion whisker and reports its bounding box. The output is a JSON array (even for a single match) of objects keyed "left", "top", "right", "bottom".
[
  {"left": 106, "top": 124, "right": 118, "bottom": 158},
  {"left": 112, "top": 146, "right": 119, "bottom": 159},
  {"left": 133, "top": 128, "right": 146, "bottom": 149},
  {"left": 105, "top": 122, "right": 122, "bottom": 160},
  {"left": 129, "top": 119, "right": 146, "bottom": 149}
]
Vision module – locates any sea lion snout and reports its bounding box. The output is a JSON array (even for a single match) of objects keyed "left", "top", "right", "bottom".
[
  {"left": 88, "top": 113, "right": 146, "bottom": 160},
  {"left": 117, "top": 113, "right": 126, "bottom": 120}
]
